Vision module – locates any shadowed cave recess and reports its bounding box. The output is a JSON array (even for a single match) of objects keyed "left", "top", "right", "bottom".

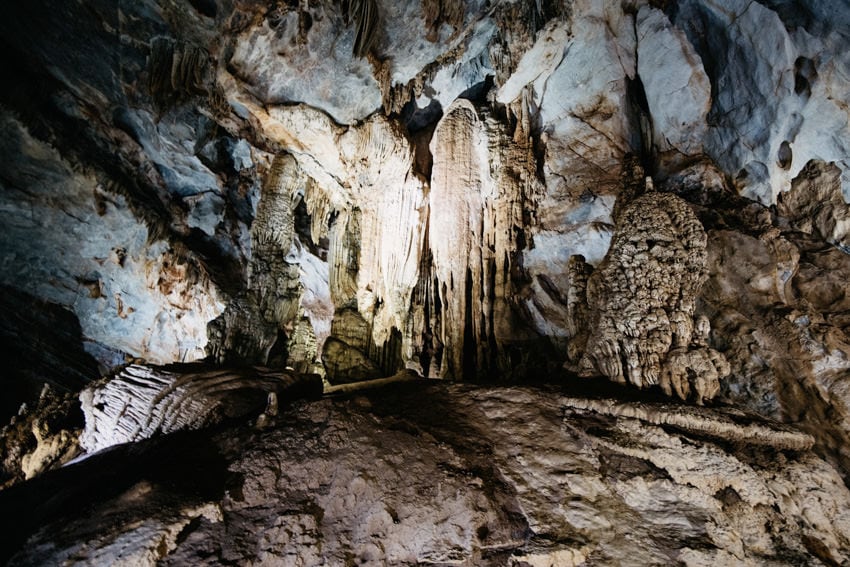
[{"left": 3, "top": 0, "right": 850, "bottom": 564}]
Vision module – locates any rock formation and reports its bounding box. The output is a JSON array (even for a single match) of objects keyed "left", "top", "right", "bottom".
[
  {"left": 2, "top": 0, "right": 850, "bottom": 563},
  {"left": 3, "top": 383, "right": 850, "bottom": 565},
  {"left": 79, "top": 364, "right": 321, "bottom": 453},
  {"left": 571, "top": 164, "right": 730, "bottom": 404}
]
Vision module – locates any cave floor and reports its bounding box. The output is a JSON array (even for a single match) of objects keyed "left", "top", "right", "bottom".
[{"left": 1, "top": 380, "right": 848, "bottom": 566}]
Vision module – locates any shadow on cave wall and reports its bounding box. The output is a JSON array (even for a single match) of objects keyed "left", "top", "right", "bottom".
[{"left": 0, "top": 286, "right": 102, "bottom": 423}]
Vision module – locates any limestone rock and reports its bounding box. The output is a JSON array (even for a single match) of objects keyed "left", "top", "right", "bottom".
[
  {"left": 0, "top": 112, "right": 225, "bottom": 365},
  {"left": 577, "top": 184, "right": 728, "bottom": 402},
  {"left": 671, "top": 0, "right": 850, "bottom": 205},
  {"left": 0, "top": 385, "right": 82, "bottom": 489},
  {"left": 636, "top": 5, "right": 711, "bottom": 166},
  {"left": 228, "top": 3, "right": 383, "bottom": 124},
  {"left": 79, "top": 364, "right": 321, "bottom": 454},
  {"left": 778, "top": 160, "right": 850, "bottom": 252},
  {"left": 426, "top": 97, "right": 541, "bottom": 379},
  {"left": 701, "top": 221, "right": 850, "bottom": 480},
  {"left": 206, "top": 153, "right": 332, "bottom": 370},
  {"left": 4, "top": 4, "right": 850, "bottom": 564},
  {"left": 321, "top": 337, "right": 383, "bottom": 385},
  {"left": 3, "top": 384, "right": 849, "bottom": 565}
]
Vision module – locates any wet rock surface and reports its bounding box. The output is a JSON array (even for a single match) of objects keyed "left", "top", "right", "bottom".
[{"left": 1, "top": 382, "right": 848, "bottom": 566}]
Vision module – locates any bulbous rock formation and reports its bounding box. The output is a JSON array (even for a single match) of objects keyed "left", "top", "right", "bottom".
[{"left": 575, "top": 183, "right": 729, "bottom": 403}]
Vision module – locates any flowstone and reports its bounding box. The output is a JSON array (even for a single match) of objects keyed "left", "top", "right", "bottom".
[{"left": 572, "top": 170, "right": 729, "bottom": 403}]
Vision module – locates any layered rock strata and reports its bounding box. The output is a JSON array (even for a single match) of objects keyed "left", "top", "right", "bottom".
[{"left": 79, "top": 364, "right": 322, "bottom": 453}]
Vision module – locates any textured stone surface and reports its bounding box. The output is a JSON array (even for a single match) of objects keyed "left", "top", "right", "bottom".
[
  {"left": 778, "top": 160, "right": 850, "bottom": 252},
  {"left": 0, "top": 385, "right": 82, "bottom": 489},
  {"left": 3, "top": 0, "right": 850, "bottom": 389},
  {"left": 2, "top": 383, "right": 848, "bottom": 566},
  {"left": 3, "top": 1, "right": 850, "bottom": 563},
  {"left": 636, "top": 5, "right": 711, "bottom": 166},
  {"left": 79, "top": 364, "right": 322, "bottom": 454},
  {"left": 573, "top": 178, "right": 729, "bottom": 404},
  {"left": 321, "top": 337, "right": 382, "bottom": 385},
  {"left": 670, "top": 0, "right": 850, "bottom": 205},
  {"left": 0, "top": 111, "right": 225, "bottom": 365}
]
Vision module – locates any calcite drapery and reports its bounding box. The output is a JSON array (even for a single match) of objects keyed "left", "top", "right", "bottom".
[
  {"left": 426, "top": 97, "right": 540, "bottom": 379},
  {"left": 79, "top": 364, "right": 321, "bottom": 453}
]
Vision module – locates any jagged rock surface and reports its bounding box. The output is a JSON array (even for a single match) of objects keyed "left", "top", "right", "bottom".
[
  {"left": 777, "top": 160, "right": 850, "bottom": 252},
  {"left": 3, "top": 0, "right": 850, "bottom": 393},
  {"left": 691, "top": 161, "right": 850, "bottom": 482},
  {"left": 0, "top": 111, "right": 225, "bottom": 366},
  {"left": 0, "top": 385, "right": 82, "bottom": 489},
  {"left": 425, "top": 98, "right": 541, "bottom": 379},
  {"left": 2, "top": 383, "right": 848, "bottom": 566}
]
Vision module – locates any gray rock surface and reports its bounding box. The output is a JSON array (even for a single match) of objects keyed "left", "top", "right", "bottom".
[{"left": 2, "top": 383, "right": 848, "bottom": 566}]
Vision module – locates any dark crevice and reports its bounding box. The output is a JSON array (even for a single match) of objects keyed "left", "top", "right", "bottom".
[
  {"left": 0, "top": 286, "right": 100, "bottom": 422},
  {"left": 794, "top": 56, "right": 817, "bottom": 99},
  {"left": 626, "top": 75, "right": 654, "bottom": 176},
  {"left": 400, "top": 97, "right": 443, "bottom": 134},
  {"left": 463, "top": 267, "right": 478, "bottom": 380},
  {"left": 457, "top": 75, "right": 495, "bottom": 104}
]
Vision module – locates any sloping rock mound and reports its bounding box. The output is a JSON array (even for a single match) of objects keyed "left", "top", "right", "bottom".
[{"left": 2, "top": 383, "right": 847, "bottom": 565}]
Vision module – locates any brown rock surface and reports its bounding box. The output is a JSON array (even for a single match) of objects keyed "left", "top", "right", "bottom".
[{"left": 2, "top": 383, "right": 847, "bottom": 566}]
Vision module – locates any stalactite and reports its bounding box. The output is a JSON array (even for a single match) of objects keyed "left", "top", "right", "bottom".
[
  {"left": 147, "top": 37, "right": 211, "bottom": 105},
  {"left": 340, "top": 0, "right": 379, "bottom": 58},
  {"left": 427, "top": 97, "right": 541, "bottom": 379},
  {"left": 206, "top": 154, "right": 332, "bottom": 369}
]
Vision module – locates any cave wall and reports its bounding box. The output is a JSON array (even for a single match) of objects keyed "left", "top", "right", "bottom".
[{"left": 1, "top": 0, "right": 850, "bottom": 473}]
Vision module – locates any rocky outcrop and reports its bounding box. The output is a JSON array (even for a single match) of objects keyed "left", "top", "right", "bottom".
[
  {"left": 79, "top": 364, "right": 322, "bottom": 454},
  {"left": 0, "top": 111, "right": 225, "bottom": 367},
  {"left": 0, "top": 385, "right": 82, "bottom": 489},
  {"left": 2, "top": 383, "right": 848, "bottom": 566},
  {"left": 2, "top": 0, "right": 849, "bottom": 393},
  {"left": 321, "top": 337, "right": 382, "bottom": 384},
  {"left": 777, "top": 160, "right": 850, "bottom": 252},
  {"left": 669, "top": 0, "right": 850, "bottom": 205}
]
